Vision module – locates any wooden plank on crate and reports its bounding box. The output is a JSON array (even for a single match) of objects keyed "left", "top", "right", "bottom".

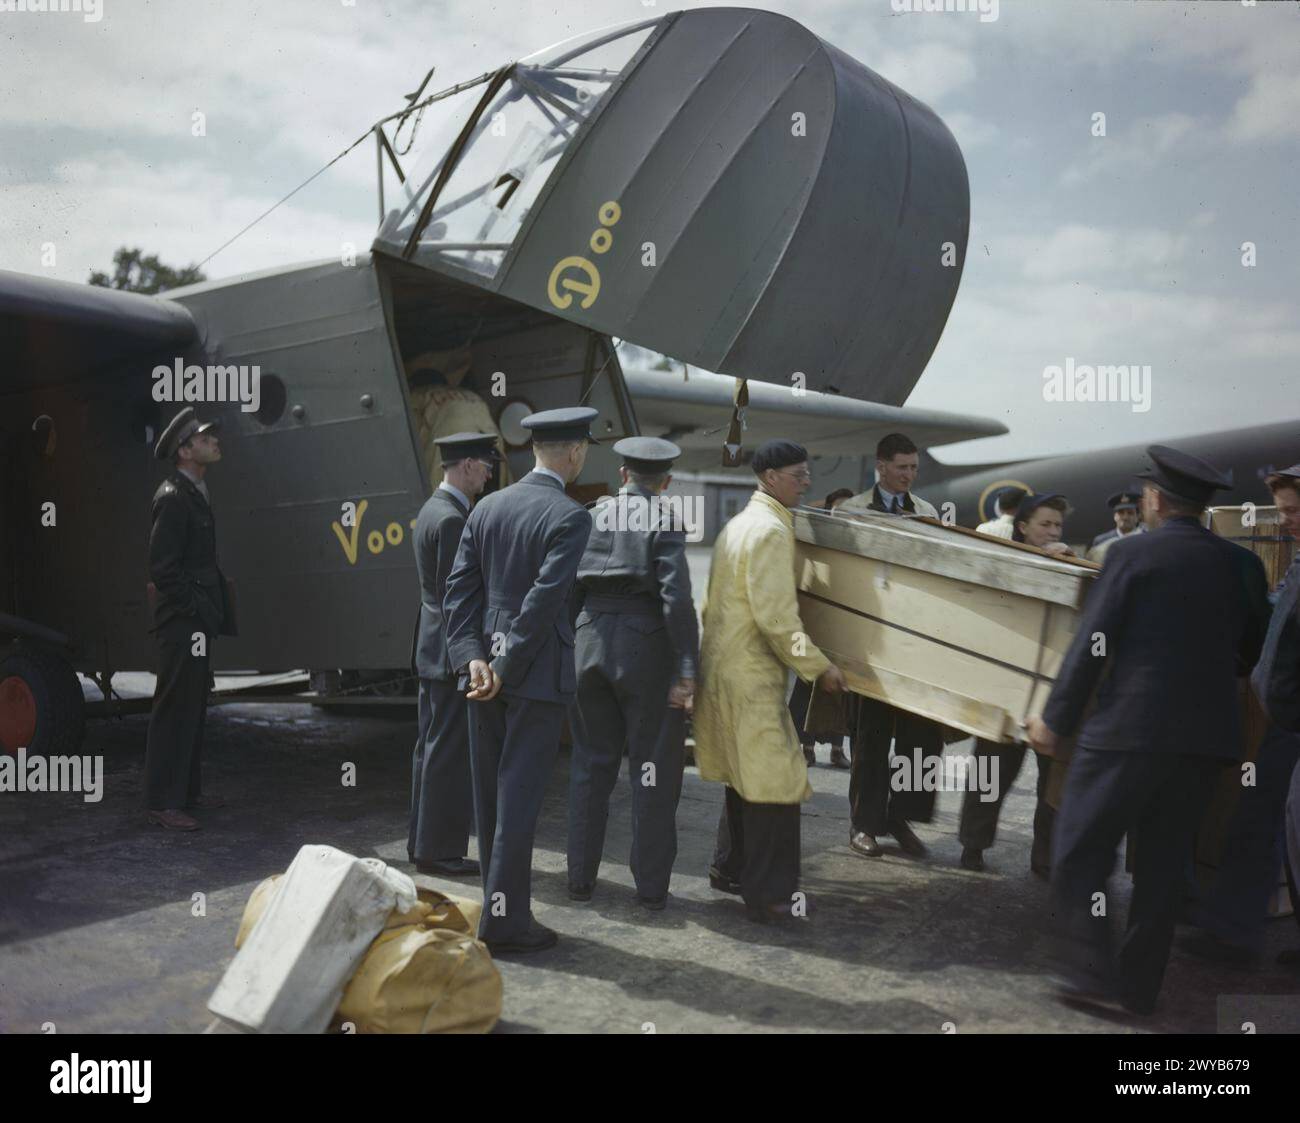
[
  {"left": 797, "top": 589, "right": 1058, "bottom": 743},
  {"left": 792, "top": 508, "right": 1094, "bottom": 744},
  {"left": 1205, "top": 505, "right": 1296, "bottom": 591},
  {"left": 832, "top": 647, "right": 1016, "bottom": 743},
  {"left": 794, "top": 508, "right": 1094, "bottom": 609}
]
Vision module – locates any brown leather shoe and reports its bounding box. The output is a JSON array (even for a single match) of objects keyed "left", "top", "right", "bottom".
[
  {"left": 829, "top": 746, "right": 851, "bottom": 769},
  {"left": 148, "top": 808, "right": 201, "bottom": 831}
]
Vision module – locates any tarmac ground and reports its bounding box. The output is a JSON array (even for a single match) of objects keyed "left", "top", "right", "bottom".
[{"left": 2, "top": 685, "right": 1297, "bottom": 1034}]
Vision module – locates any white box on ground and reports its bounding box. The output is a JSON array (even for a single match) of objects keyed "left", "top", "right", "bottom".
[{"left": 208, "top": 845, "right": 417, "bottom": 1034}]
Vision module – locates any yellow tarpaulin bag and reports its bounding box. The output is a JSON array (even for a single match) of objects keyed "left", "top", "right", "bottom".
[
  {"left": 235, "top": 875, "right": 500, "bottom": 1033},
  {"left": 336, "top": 922, "right": 501, "bottom": 1034}
]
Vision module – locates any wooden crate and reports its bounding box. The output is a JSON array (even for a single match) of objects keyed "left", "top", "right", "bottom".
[
  {"left": 793, "top": 509, "right": 1098, "bottom": 743},
  {"left": 1205, "top": 505, "right": 1296, "bottom": 591}
]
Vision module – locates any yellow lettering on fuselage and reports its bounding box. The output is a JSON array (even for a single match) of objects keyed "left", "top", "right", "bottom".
[{"left": 331, "top": 499, "right": 369, "bottom": 565}]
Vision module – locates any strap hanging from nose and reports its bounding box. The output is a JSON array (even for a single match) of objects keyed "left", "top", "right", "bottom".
[{"left": 721, "top": 378, "right": 748, "bottom": 468}]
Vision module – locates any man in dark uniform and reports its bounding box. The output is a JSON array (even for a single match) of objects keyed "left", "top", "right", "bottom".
[
  {"left": 840, "top": 433, "right": 943, "bottom": 859},
  {"left": 408, "top": 432, "right": 501, "bottom": 878},
  {"left": 1086, "top": 489, "right": 1145, "bottom": 564},
  {"left": 1027, "top": 445, "right": 1270, "bottom": 1016},
  {"left": 1183, "top": 463, "right": 1300, "bottom": 966},
  {"left": 444, "top": 407, "right": 597, "bottom": 954},
  {"left": 567, "top": 437, "right": 699, "bottom": 910},
  {"left": 143, "top": 408, "right": 234, "bottom": 831}
]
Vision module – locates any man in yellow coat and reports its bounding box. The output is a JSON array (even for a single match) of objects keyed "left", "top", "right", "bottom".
[{"left": 694, "top": 439, "right": 846, "bottom": 922}]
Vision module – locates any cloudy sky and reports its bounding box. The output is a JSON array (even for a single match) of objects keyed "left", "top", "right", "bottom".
[{"left": 3, "top": 0, "right": 1297, "bottom": 463}]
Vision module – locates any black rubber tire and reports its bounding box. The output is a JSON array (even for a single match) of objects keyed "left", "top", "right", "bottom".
[{"left": 0, "top": 649, "right": 86, "bottom": 756}]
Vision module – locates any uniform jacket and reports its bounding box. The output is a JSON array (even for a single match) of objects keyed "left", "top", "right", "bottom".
[
  {"left": 1252, "top": 558, "right": 1300, "bottom": 733},
  {"left": 411, "top": 486, "right": 469, "bottom": 681},
  {"left": 1043, "top": 516, "right": 1270, "bottom": 758},
  {"left": 837, "top": 484, "right": 939, "bottom": 519},
  {"left": 1086, "top": 524, "right": 1145, "bottom": 564},
  {"left": 692, "top": 490, "right": 831, "bottom": 803},
  {"left": 148, "top": 469, "right": 232, "bottom": 636},
  {"left": 444, "top": 470, "right": 591, "bottom": 704},
  {"left": 573, "top": 484, "right": 699, "bottom": 680}
]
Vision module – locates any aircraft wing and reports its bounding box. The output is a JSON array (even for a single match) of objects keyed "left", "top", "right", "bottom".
[
  {"left": 624, "top": 365, "right": 1006, "bottom": 468},
  {"left": 0, "top": 270, "right": 198, "bottom": 389}
]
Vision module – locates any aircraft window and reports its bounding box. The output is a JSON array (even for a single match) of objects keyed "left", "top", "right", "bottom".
[
  {"left": 255, "top": 374, "right": 287, "bottom": 426},
  {"left": 376, "top": 18, "right": 660, "bottom": 278},
  {"left": 497, "top": 399, "right": 535, "bottom": 447}
]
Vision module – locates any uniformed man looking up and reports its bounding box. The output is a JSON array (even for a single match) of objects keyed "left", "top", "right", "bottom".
[
  {"left": 444, "top": 407, "right": 596, "bottom": 955},
  {"left": 567, "top": 437, "right": 699, "bottom": 910},
  {"left": 143, "top": 408, "right": 234, "bottom": 832},
  {"left": 408, "top": 432, "right": 501, "bottom": 878},
  {"left": 1026, "top": 445, "right": 1270, "bottom": 1017},
  {"left": 1086, "top": 490, "right": 1145, "bottom": 564}
]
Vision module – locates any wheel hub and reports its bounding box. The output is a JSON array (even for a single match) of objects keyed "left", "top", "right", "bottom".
[{"left": 0, "top": 674, "right": 37, "bottom": 754}]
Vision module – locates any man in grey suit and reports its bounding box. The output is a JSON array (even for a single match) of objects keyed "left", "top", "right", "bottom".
[
  {"left": 408, "top": 432, "right": 500, "bottom": 878},
  {"left": 444, "top": 407, "right": 597, "bottom": 954},
  {"left": 567, "top": 437, "right": 699, "bottom": 910}
]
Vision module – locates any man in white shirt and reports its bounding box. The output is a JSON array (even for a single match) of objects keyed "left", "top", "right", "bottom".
[{"left": 976, "top": 487, "right": 1026, "bottom": 539}]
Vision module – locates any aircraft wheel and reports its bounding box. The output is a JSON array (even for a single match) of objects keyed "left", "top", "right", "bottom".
[{"left": 0, "top": 650, "right": 86, "bottom": 756}]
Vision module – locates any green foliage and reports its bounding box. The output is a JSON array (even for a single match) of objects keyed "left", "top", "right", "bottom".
[{"left": 88, "top": 247, "right": 206, "bottom": 294}]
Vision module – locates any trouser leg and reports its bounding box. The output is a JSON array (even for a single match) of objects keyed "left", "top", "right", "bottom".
[
  {"left": 850, "top": 697, "right": 895, "bottom": 835},
  {"left": 627, "top": 700, "right": 685, "bottom": 900},
  {"left": 143, "top": 619, "right": 210, "bottom": 811},
  {"left": 737, "top": 796, "right": 801, "bottom": 912},
  {"left": 1119, "top": 757, "right": 1224, "bottom": 1011},
  {"left": 712, "top": 786, "right": 745, "bottom": 882},
  {"left": 959, "top": 739, "right": 1026, "bottom": 851},
  {"left": 1049, "top": 747, "right": 1137, "bottom": 995},
  {"left": 1031, "top": 749, "right": 1055, "bottom": 873},
  {"left": 567, "top": 652, "right": 626, "bottom": 890},
  {"left": 1288, "top": 757, "right": 1300, "bottom": 938},
  {"left": 409, "top": 678, "right": 473, "bottom": 863},
  {"left": 1197, "top": 727, "right": 1300, "bottom": 952},
  {"left": 887, "top": 715, "right": 944, "bottom": 825},
  {"left": 474, "top": 695, "right": 564, "bottom": 943}
]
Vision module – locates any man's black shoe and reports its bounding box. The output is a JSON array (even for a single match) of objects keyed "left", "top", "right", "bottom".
[
  {"left": 568, "top": 883, "right": 593, "bottom": 901},
  {"left": 887, "top": 819, "right": 928, "bottom": 858},
  {"left": 637, "top": 894, "right": 667, "bottom": 911},
  {"left": 485, "top": 921, "right": 558, "bottom": 955},
  {"left": 960, "top": 847, "right": 985, "bottom": 872},
  {"left": 829, "top": 746, "right": 851, "bottom": 769},
  {"left": 803, "top": 745, "right": 816, "bottom": 765},
  {"left": 849, "top": 830, "right": 882, "bottom": 857},
  {"left": 708, "top": 867, "right": 742, "bottom": 895},
  {"left": 414, "top": 857, "right": 480, "bottom": 877}
]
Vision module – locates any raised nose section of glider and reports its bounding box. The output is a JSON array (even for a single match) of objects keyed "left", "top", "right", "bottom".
[{"left": 371, "top": 7, "right": 969, "bottom": 406}]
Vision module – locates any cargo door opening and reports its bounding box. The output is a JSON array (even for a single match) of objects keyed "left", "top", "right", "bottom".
[{"left": 379, "top": 257, "right": 638, "bottom": 501}]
